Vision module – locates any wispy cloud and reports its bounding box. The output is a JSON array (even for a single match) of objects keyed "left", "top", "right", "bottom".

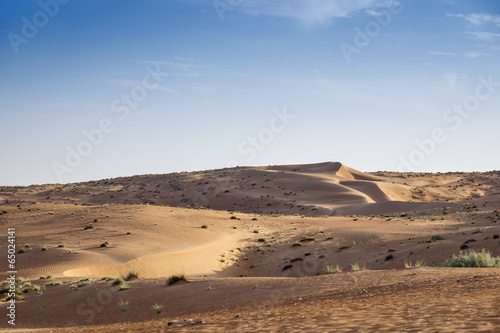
[
  {"left": 446, "top": 13, "right": 500, "bottom": 26},
  {"left": 105, "top": 79, "right": 180, "bottom": 94},
  {"left": 235, "top": 0, "right": 401, "bottom": 25},
  {"left": 428, "top": 51, "right": 489, "bottom": 58},
  {"left": 462, "top": 51, "right": 488, "bottom": 58},
  {"left": 465, "top": 31, "right": 500, "bottom": 41},
  {"left": 136, "top": 58, "right": 213, "bottom": 77},
  {"left": 428, "top": 51, "right": 457, "bottom": 57}
]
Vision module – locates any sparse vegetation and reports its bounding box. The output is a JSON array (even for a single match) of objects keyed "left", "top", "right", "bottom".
[
  {"left": 45, "top": 280, "right": 62, "bottom": 286},
  {"left": 444, "top": 249, "right": 500, "bottom": 268},
  {"left": 152, "top": 303, "right": 164, "bottom": 314},
  {"left": 166, "top": 274, "right": 188, "bottom": 286},
  {"left": 431, "top": 235, "right": 445, "bottom": 241},
  {"left": 201, "top": 225, "right": 208, "bottom": 229},
  {"left": 118, "top": 283, "right": 131, "bottom": 291},
  {"left": 125, "top": 271, "right": 139, "bottom": 281},
  {"left": 404, "top": 259, "right": 426, "bottom": 269},
  {"left": 291, "top": 242, "right": 303, "bottom": 247},
  {"left": 351, "top": 263, "right": 369, "bottom": 271},
  {"left": 112, "top": 277, "right": 124, "bottom": 286},
  {"left": 324, "top": 264, "right": 343, "bottom": 273},
  {"left": 41, "top": 246, "right": 48, "bottom": 251},
  {"left": 100, "top": 241, "right": 109, "bottom": 247},
  {"left": 118, "top": 298, "right": 129, "bottom": 311}
]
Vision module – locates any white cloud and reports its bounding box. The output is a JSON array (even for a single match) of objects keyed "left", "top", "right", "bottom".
[
  {"left": 462, "top": 51, "right": 488, "bottom": 58},
  {"left": 428, "top": 51, "right": 489, "bottom": 58},
  {"left": 446, "top": 13, "right": 500, "bottom": 26},
  {"left": 428, "top": 51, "right": 457, "bottom": 56},
  {"left": 235, "top": 0, "right": 401, "bottom": 25},
  {"left": 465, "top": 31, "right": 500, "bottom": 41}
]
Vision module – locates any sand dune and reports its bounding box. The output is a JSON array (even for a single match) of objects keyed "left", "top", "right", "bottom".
[{"left": 1, "top": 162, "right": 499, "bottom": 331}]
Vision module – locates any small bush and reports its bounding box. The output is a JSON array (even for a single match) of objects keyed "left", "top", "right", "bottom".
[
  {"left": 100, "top": 242, "right": 109, "bottom": 248},
  {"left": 112, "top": 277, "right": 124, "bottom": 286},
  {"left": 404, "top": 259, "right": 426, "bottom": 269},
  {"left": 351, "top": 263, "right": 369, "bottom": 271},
  {"left": 41, "top": 247, "right": 48, "bottom": 251},
  {"left": 257, "top": 238, "right": 266, "bottom": 243},
  {"left": 45, "top": 280, "right": 62, "bottom": 286},
  {"left": 444, "top": 249, "right": 500, "bottom": 268},
  {"left": 118, "top": 283, "right": 131, "bottom": 291},
  {"left": 324, "top": 264, "right": 343, "bottom": 273},
  {"left": 166, "top": 274, "right": 188, "bottom": 286},
  {"left": 460, "top": 244, "right": 469, "bottom": 250},
  {"left": 84, "top": 225, "right": 93, "bottom": 230},
  {"left": 201, "top": 225, "right": 208, "bottom": 229},
  {"left": 125, "top": 271, "right": 139, "bottom": 281},
  {"left": 152, "top": 303, "right": 164, "bottom": 314},
  {"left": 18, "top": 248, "right": 25, "bottom": 254},
  {"left": 58, "top": 244, "right": 65, "bottom": 248},
  {"left": 291, "top": 242, "right": 303, "bottom": 247},
  {"left": 431, "top": 235, "right": 445, "bottom": 241},
  {"left": 118, "top": 298, "right": 129, "bottom": 311}
]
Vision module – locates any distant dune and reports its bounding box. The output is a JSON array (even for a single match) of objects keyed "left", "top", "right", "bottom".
[{"left": 1, "top": 161, "right": 496, "bottom": 216}]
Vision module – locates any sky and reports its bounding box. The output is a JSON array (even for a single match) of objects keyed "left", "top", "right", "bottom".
[{"left": 0, "top": 0, "right": 499, "bottom": 186}]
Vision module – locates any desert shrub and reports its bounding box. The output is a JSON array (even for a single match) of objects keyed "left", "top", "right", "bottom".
[
  {"left": 125, "top": 271, "right": 139, "bottom": 281},
  {"left": 100, "top": 242, "right": 109, "bottom": 247},
  {"left": 118, "top": 298, "right": 129, "bottom": 311},
  {"left": 431, "top": 235, "right": 445, "bottom": 241},
  {"left": 45, "top": 280, "right": 62, "bottom": 286},
  {"left": 41, "top": 246, "right": 48, "bottom": 251},
  {"left": 404, "top": 259, "right": 426, "bottom": 269},
  {"left": 152, "top": 303, "right": 164, "bottom": 314},
  {"left": 351, "top": 263, "right": 369, "bottom": 271},
  {"left": 324, "top": 264, "right": 343, "bottom": 273},
  {"left": 201, "top": 225, "right": 208, "bottom": 229},
  {"left": 112, "top": 277, "right": 124, "bottom": 286},
  {"left": 18, "top": 248, "right": 25, "bottom": 253},
  {"left": 291, "top": 242, "right": 303, "bottom": 247},
  {"left": 118, "top": 283, "right": 131, "bottom": 291},
  {"left": 257, "top": 238, "right": 266, "bottom": 243},
  {"left": 166, "top": 274, "right": 188, "bottom": 286},
  {"left": 444, "top": 249, "right": 500, "bottom": 268}
]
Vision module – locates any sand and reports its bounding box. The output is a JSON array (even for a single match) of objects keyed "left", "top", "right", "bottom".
[{"left": 0, "top": 162, "right": 499, "bottom": 332}]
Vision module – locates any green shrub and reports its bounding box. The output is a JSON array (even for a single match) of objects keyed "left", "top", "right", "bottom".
[
  {"left": 152, "top": 303, "right": 164, "bottom": 314},
  {"left": 125, "top": 271, "right": 139, "bottom": 281},
  {"left": 444, "top": 249, "right": 500, "bottom": 268},
  {"left": 324, "top": 264, "right": 342, "bottom": 273},
  {"left": 431, "top": 235, "right": 445, "bottom": 241},
  {"left": 351, "top": 263, "right": 369, "bottom": 271},
  {"left": 166, "top": 274, "right": 188, "bottom": 286}
]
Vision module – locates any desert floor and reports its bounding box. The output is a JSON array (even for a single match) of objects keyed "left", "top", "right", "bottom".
[{"left": 0, "top": 162, "right": 499, "bottom": 332}]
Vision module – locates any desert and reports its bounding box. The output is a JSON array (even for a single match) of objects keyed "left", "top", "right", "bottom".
[{"left": 1, "top": 162, "right": 499, "bottom": 332}]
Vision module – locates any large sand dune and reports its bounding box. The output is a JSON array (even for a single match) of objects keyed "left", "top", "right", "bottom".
[{"left": 1, "top": 162, "right": 499, "bottom": 331}]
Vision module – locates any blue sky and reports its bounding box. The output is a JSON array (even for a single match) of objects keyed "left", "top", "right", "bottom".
[{"left": 0, "top": 0, "right": 499, "bottom": 185}]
